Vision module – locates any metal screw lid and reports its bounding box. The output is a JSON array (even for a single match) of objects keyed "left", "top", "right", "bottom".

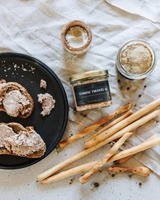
[{"left": 70, "top": 70, "right": 108, "bottom": 83}]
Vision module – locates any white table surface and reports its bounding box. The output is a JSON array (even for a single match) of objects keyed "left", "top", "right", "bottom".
[{"left": 1, "top": 0, "right": 160, "bottom": 199}]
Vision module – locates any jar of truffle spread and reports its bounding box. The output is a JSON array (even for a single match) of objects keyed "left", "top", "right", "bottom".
[
  {"left": 70, "top": 70, "right": 112, "bottom": 112},
  {"left": 116, "top": 39, "right": 156, "bottom": 79}
]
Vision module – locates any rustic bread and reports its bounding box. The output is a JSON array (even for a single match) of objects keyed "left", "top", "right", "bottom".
[
  {"left": 0, "top": 80, "right": 34, "bottom": 118},
  {"left": 0, "top": 122, "right": 46, "bottom": 158}
]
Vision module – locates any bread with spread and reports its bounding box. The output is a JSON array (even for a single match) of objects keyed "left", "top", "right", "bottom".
[
  {"left": 0, "top": 80, "right": 34, "bottom": 118},
  {"left": 0, "top": 122, "right": 46, "bottom": 158}
]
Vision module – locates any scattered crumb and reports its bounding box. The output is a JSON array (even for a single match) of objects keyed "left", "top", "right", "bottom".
[
  {"left": 109, "top": 141, "right": 115, "bottom": 148},
  {"left": 38, "top": 93, "right": 56, "bottom": 116},
  {"left": 40, "top": 79, "right": 47, "bottom": 89},
  {"left": 54, "top": 146, "right": 60, "bottom": 154},
  {"left": 128, "top": 174, "right": 132, "bottom": 178}
]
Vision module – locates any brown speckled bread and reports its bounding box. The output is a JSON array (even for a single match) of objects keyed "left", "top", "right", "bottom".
[
  {"left": 0, "top": 122, "right": 46, "bottom": 158},
  {"left": 0, "top": 80, "right": 34, "bottom": 118}
]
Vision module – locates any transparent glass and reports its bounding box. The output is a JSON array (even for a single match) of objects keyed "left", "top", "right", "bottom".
[{"left": 116, "top": 39, "right": 156, "bottom": 80}]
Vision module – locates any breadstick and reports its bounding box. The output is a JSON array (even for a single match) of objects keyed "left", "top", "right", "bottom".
[
  {"left": 109, "top": 134, "right": 160, "bottom": 162},
  {"left": 114, "top": 155, "right": 132, "bottom": 164},
  {"left": 84, "top": 98, "right": 160, "bottom": 148},
  {"left": 41, "top": 161, "right": 97, "bottom": 185},
  {"left": 37, "top": 142, "right": 104, "bottom": 181},
  {"left": 40, "top": 135, "right": 159, "bottom": 184},
  {"left": 107, "top": 166, "right": 151, "bottom": 177},
  {"left": 79, "top": 132, "right": 133, "bottom": 183},
  {"left": 37, "top": 110, "right": 160, "bottom": 181},
  {"left": 114, "top": 135, "right": 156, "bottom": 164},
  {"left": 59, "top": 103, "right": 131, "bottom": 149},
  {"left": 88, "top": 110, "right": 133, "bottom": 141},
  {"left": 85, "top": 109, "right": 160, "bottom": 149}
]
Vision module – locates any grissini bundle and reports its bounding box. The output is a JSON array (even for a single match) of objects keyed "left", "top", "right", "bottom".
[
  {"left": 79, "top": 132, "right": 133, "bottom": 183},
  {"left": 80, "top": 133, "right": 158, "bottom": 183},
  {"left": 59, "top": 103, "right": 131, "bottom": 149},
  {"left": 37, "top": 109, "right": 160, "bottom": 181},
  {"left": 40, "top": 134, "right": 160, "bottom": 184},
  {"left": 87, "top": 110, "right": 133, "bottom": 141},
  {"left": 85, "top": 108, "right": 160, "bottom": 149}
]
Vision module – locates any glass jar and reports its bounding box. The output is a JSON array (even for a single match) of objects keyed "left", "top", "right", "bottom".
[
  {"left": 61, "top": 20, "right": 92, "bottom": 55},
  {"left": 116, "top": 39, "right": 156, "bottom": 80},
  {"left": 70, "top": 70, "right": 112, "bottom": 111}
]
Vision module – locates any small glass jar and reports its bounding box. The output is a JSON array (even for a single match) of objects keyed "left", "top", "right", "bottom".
[
  {"left": 61, "top": 20, "right": 92, "bottom": 55},
  {"left": 116, "top": 39, "right": 156, "bottom": 80},
  {"left": 70, "top": 70, "right": 112, "bottom": 111}
]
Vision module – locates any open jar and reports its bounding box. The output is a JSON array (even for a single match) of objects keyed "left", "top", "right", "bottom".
[
  {"left": 70, "top": 70, "right": 112, "bottom": 112},
  {"left": 61, "top": 20, "right": 92, "bottom": 55},
  {"left": 116, "top": 39, "right": 156, "bottom": 79}
]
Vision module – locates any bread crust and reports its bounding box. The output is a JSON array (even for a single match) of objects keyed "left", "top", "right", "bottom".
[
  {"left": 0, "top": 122, "right": 46, "bottom": 158},
  {"left": 0, "top": 81, "right": 34, "bottom": 118}
]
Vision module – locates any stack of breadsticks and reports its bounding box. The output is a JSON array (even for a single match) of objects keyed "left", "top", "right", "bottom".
[{"left": 37, "top": 98, "right": 160, "bottom": 185}]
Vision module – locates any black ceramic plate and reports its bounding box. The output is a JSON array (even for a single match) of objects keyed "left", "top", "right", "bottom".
[{"left": 0, "top": 52, "right": 68, "bottom": 169}]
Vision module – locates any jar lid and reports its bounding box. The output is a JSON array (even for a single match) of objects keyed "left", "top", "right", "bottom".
[{"left": 70, "top": 70, "right": 108, "bottom": 82}]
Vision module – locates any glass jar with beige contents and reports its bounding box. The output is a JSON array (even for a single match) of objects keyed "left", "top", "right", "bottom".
[
  {"left": 61, "top": 20, "right": 92, "bottom": 55},
  {"left": 70, "top": 70, "right": 112, "bottom": 112},
  {"left": 116, "top": 40, "right": 156, "bottom": 79}
]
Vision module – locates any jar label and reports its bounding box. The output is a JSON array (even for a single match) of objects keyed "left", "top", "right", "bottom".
[{"left": 74, "top": 80, "right": 111, "bottom": 106}]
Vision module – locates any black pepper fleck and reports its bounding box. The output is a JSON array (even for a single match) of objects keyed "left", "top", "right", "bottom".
[
  {"left": 138, "top": 94, "right": 142, "bottom": 98},
  {"left": 144, "top": 85, "right": 147, "bottom": 88},
  {"left": 126, "top": 87, "right": 130, "bottom": 91},
  {"left": 128, "top": 174, "right": 132, "bottom": 178},
  {"left": 80, "top": 113, "right": 87, "bottom": 118},
  {"left": 112, "top": 174, "right": 115, "bottom": 177},
  {"left": 139, "top": 182, "right": 142, "bottom": 186},
  {"left": 69, "top": 179, "right": 73, "bottom": 185},
  {"left": 93, "top": 182, "right": 100, "bottom": 188}
]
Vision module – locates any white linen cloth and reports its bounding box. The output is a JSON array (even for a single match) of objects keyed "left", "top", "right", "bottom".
[
  {"left": 0, "top": 0, "right": 160, "bottom": 178},
  {"left": 106, "top": 0, "right": 160, "bottom": 22}
]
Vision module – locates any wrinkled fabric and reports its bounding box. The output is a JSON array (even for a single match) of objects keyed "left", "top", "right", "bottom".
[
  {"left": 0, "top": 0, "right": 160, "bottom": 175},
  {"left": 106, "top": 0, "right": 160, "bottom": 23}
]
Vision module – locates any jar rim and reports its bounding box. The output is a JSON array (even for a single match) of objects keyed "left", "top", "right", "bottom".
[{"left": 61, "top": 20, "right": 92, "bottom": 52}]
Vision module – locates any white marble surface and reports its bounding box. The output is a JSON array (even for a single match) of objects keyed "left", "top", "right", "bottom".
[
  {"left": 1, "top": 154, "right": 160, "bottom": 200},
  {"left": 1, "top": 0, "right": 160, "bottom": 199}
]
